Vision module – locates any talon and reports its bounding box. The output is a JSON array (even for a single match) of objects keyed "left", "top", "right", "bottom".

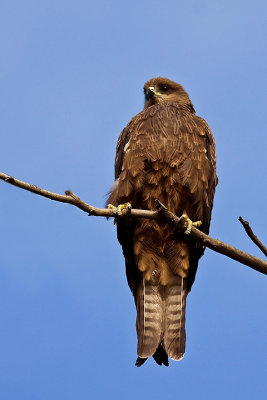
[
  {"left": 107, "top": 202, "right": 132, "bottom": 216},
  {"left": 185, "top": 219, "right": 193, "bottom": 235},
  {"left": 182, "top": 212, "right": 202, "bottom": 235},
  {"left": 117, "top": 202, "right": 132, "bottom": 216},
  {"left": 107, "top": 204, "right": 117, "bottom": 210},
  {"left": 192, "top": 220, "right": 202, "bottom": 228}
]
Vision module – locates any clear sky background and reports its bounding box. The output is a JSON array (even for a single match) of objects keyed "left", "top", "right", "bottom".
[{"left": 0, "top": 1, "right": 266, "bottom": 399}]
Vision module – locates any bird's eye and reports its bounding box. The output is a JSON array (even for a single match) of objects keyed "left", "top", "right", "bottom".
[{"left": 160, "top": 85, "right": 169, "bottom": 92}]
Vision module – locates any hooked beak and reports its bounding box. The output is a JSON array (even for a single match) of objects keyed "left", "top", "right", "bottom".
[{"left": 145, "top": 86, "right": 155, "bottom": 100}]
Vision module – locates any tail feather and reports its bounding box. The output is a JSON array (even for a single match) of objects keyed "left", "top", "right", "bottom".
[
  {"left": 163, "top": 277, "right": 186, "bottom": 360},
  {"left": 136, "top": 277, "right": 163, "bottom": 358},
  {"left": 136, "top": 275, "right": 187, "bottom": 365}
]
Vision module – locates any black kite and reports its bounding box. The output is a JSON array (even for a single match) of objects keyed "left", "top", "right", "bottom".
[{"left": 107, "top": 77, "right": 217, "bottom": 366}]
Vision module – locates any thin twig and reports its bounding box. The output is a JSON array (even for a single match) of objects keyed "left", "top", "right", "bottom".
[
  {"left": 239, "top": 216, "right": 267, "bottom": 257},
  {"left": 1, "top": 171, "right": 266, "bottom": 275}
]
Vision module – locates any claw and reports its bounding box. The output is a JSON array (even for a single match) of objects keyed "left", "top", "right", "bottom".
[
  {"left": 182, "top": 212, "right": 202, "bottom": 235},
  {"left": 117, "top": 202, "right": 132, "bottom": 215},
  {"left": 107, "top": 204, "right": 117, "bottom": 211},
  {"left": 107, "top": 202, "right": 132, "bottom": 216}
]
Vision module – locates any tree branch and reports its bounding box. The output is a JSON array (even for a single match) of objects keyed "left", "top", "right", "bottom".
[
  {"left": 1, "top": 171, "right": 266, "bottom": 275},
  {"left": 154, "top": 200, "right": 267, "bottom": 275},
  {"left": 238, "top": 216, "right": 267, "bottom": 257}
]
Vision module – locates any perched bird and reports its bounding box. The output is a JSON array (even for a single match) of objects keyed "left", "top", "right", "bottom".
[{"left": 107, "top": 77, "right": 217, "bottom": 366}]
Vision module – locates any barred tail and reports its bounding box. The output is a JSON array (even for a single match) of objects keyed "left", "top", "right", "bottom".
[
  {"left": 163, "top": 276, "right": 186, "bottom": 360},
  {"left": 136, "top": 277, "right": 163, "bottom": 359},
  {"left": 135, "top": 275, "right": 187, "bottom": 365}
]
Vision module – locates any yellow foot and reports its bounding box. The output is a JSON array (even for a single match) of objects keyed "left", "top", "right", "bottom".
[
  {"left": 107, "top": 202, "right": 132, "bottom": 216},
  {"left": 181, "top": 212, "right": 202, "bottom": 235}
]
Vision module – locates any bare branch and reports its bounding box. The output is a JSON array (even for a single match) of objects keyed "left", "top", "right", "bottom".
[
  {"left": 1, "top": 171, "right": 266, "bottom": 275},
  {"left": 239, "top": 216, "right": 267, "bottom": 257},
  {"left": 155, "top": 200, "right": 267, "bottom": 275},
  {"left": 0, "top": 171, "right": 159, "bottom": 219}
]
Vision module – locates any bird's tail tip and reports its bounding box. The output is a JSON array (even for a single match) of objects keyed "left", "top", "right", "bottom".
[{"left": 169, "top": 353, "right": 185, "bottom": 361}]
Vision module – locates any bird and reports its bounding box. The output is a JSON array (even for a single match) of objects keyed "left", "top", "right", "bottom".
[{"left": 107, "top": 77, "right": 217, "bottom": 367}]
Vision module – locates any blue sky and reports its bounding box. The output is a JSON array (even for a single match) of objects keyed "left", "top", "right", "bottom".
[{"left": 0, "top": 1, "right": 266, "bottom": 399}]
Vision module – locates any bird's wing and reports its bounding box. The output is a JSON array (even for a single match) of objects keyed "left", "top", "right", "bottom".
[{"left": 187, "top": 118, "right": 217, "bottom": 290}]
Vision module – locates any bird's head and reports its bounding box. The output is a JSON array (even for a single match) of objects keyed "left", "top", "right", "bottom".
[{"left": 143, "top": 77, "right": 195, "bottom": 113}]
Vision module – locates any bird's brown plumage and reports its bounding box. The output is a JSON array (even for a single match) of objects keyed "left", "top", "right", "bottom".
[{"left": 107, "top": 77, "right": 217, "bottom": 366}]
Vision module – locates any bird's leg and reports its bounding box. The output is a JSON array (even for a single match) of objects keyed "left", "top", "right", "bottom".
[
  {"left": 181, "top": 211, "right": 202, "bottom": 235},
  {"left": 107, "top": 202, "right": 132, "bottom": 216}
]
